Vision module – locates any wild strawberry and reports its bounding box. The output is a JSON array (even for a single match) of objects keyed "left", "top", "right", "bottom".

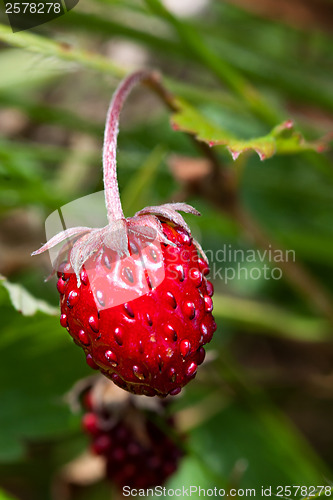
[
  {"left": 32, "top": 70, "right": 216, "bottom": 397},
  {"left": 104, "top": 418, "right": 183, "bottom": 489},
  {"left": 81, "top": 379, "right": 185, "bottom": 490}
]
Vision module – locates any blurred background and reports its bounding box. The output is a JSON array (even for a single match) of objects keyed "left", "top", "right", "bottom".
[{"left": 0, "top": 0, "right": 333, "bottom": 499}]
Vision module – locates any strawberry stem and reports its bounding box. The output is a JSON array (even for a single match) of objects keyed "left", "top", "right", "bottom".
[{"left": 103, "top": 70, "right": 156, "bottom": 223}]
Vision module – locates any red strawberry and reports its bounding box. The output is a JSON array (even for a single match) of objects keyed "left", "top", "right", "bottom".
[
  {"left": 33, "top": 70, "right": 216, "bottom": 397},
  {"left": 81, "top": 380, "right": 185, "bottom": 490},
  {"left": 104, "top": 417, "right": 183, "bottom": 489}
]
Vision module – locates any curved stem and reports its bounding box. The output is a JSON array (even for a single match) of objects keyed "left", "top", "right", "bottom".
[{"left": 103, "top": 70, "right": 158, "bottom": 222}]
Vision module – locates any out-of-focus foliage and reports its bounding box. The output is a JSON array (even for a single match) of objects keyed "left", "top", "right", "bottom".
[
  {"left": 0, "top": 0, "right": 332, "bottom": 499},
  {"left": 0, "top": 277, "right": 90, "bottom": 462},
  {"left": 171, "top": 99, "right": 326, "bottom": 160}
]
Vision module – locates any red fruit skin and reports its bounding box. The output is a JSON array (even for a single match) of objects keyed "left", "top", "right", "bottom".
[
  {"left": 58, "top": 222, "right": 216, "bottom": 397},
  {"left": 104, "top": 419, "right": 183, "bottom": 489},
  {"left": 82, "top": 412, "right": 100, "bottom": 436},
  {"left": 81, "top": 394, "right": 184, "bottom": 490}
]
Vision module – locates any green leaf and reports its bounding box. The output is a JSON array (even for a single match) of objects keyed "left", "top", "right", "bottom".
[
  {"left": 161, "top": 455, "right": 221, "bottom": 499},
  {"left": 171, "top": 99, "right": 326, "bottom": 160},
  {"left": 0, "top": 278, "right": 90, "bottom": 462},
  {"left": 0, "top": 24, "right": 125, "bottom": 79},
  {"left": 0, "top": 276, "right": 58, "bottom": 316},
  {"left": 0, "top": 49, "right": 66, "bottom": 91},
  {"left": 186, "top": 402, "right": 328, "bottom": 491}
]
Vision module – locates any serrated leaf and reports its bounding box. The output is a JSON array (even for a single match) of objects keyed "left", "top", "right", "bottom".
[
  {"left": 171, "top": 99, "right": 326, "bottom": 160},
  {"left": 0, "top": 278, "right": 90, "bottom": 462}
]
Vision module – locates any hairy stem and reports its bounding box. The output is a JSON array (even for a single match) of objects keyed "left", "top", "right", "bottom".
[{"left": 102, "top": 70, "right": 159, "bottom": 222}]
